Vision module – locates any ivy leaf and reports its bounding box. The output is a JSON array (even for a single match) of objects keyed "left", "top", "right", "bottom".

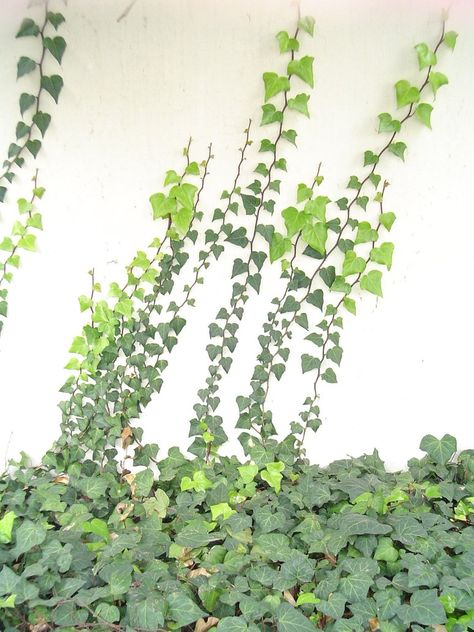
[
  {"left": 302, "top": 223, "right": 327, "bottom": 255},
  {"left": 331, "top": 276, "right": 351, "bottom": 294},
  {"left": 170, "top": 182, "right": 197, "bottom": 211},
  {"left": 360, "top": 270, "right": 383, "bottom": 297},
  {"left": 379, "top": 212, "right": 396, "bottom": 231},
  {"left": 19, "top": 93, "right": 36, "bottom": 115},
  {"left": 415, "top": 103, "right": 433, "bottom": 129},
  {"left": 263, "top": 72, "right": 290, "bottom": 101},
  {"left": 419, "top": 434, "right": 457, "bottom": 464},
  {"left": 301, "top": 354, "right": 320, "bottom": 374},
  {"left": 277, "top": 602, "right": 317, "bottom": 632},
  {"left": 261, "top": 104, "right": 283, "bottom": 125},
  {"left": 44, "top": 36, "right": 67, "bottom": 64},
  {"left": 307, "top": 289, "right": 323, "bottom": 310},
  {"left": 17, "top": 56, "right": 36, "bottom": 78},
  {"left": 429, "top": 71, "right": 448, "bottom": 96},
  {"left": 374, "top": 537, "right": 399, "bottom": 562},
  {"left": 339, "top": 573, "right": 373, "bottom": 602},
  {"left": 394, "top": 80, "right": 420, "bottom": 108},
  {"left": 276, "top": 31, "right": 299, "bottom": 53},
  {"left": 26, "top": 139, "right": 41, "bottom": 158},
  {"left": 173, "top": 206, "right": 193, "bottom": 236},
  {"left": 282, "top": 206, "right": 307, "bottom": 237},
  {"left": 269, "top": 232, "right": 292, "bottom": 263},
  {"left": 364, "top": 150, "right": 379, "bottom": 166},
  {"left": 370, "top": 242, "right": 394, "bottom": 270},
  {"left": 378, "top": 113, "right": 401, "bottom": 133},
  {"left": 0, "top": 595, "right": 16, "bottom": 608},
  {"left": 355, "top": 222, "right": 378, "bottom": 245},
  {"left": 282, "top": 129, "right": 297, "bottom": 145},
  {"left": 18, "top": 234, "right": 37, "bottom": 251},
  {"left": 47, "top": 11, "right": 66, "bottom": 30},
  {"left": 305, "top": 196, "right": 329, "bottom": 222},
  {"left": 0, "top": 511, "right": 16, "bottom": 544},
  {"left": 399, "top": 589, "right": 447, "bottom": 625},
  {"left": 217, "top": 617, "right": 249, "bottom": 631},
  {"left": 321, "top": 367, "right": 337, "bottom": 383},
  {"left": 343, "top": 296, "right": 356, "bottom": 315},
  {"left": 327, "top": 346, "right": 342, "bottom": 367},
  {"left": 288, "top": 93, "right": 310, "bottom": 117},
  {"left": 95, "top": 603, "right": 120, "bottom": 624},
  {"left": 298, "top": 16, "right": 316, "bottom": 37},
  {"left": 388, "top": 141, "right": 407, "bottom": 161},
  {"left": 16, "top": 18, "right": 40, "bottom": 38},
  {"left": 318, "top": 593, "right": 346, "bottom": 619},
  {"left": 13, "top": 520, "right": 46, "bottom": 556},
  {"left": 15, "top": 122, "right": 30, "bottom": 139},
  {"left": 281, "top": 296, "right": 300, "bottom": 313},
  {"left": 41, "top": 75, "right": 64, "bottom": 103},
  {"left": 261, "top": 462, "right": 284, "bottom": 494},
  {"left": 33, "top": 111, "right": 51, "bottom": 137},
  {"left": 150, "top": 193, "right": 176, "bottom": 219},
  {"left": 185, "top": 161, "right": 200, "bottom": 175},
  {"left": 414, "top": 43, "right": 437, "bottom": 70},
  {"left": 443, "top": 31, "right": 458, "bottom": 50},
  {"left": 342, "top": 250, "right": 366, "bottom": 276},
  {"left": 287, "top": 56, "right": 314, "bottom": 88}
]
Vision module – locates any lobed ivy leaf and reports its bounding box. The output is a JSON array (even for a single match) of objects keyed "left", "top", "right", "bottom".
[
  {"left": 287, "top": 56, "right": 314, "bottom": 88},
  {"left": 414, "top": 42, "right": 437, "bottom": 70},
  {"left": 394, "top": 80, "right": 420, "bottom": 108},
  {"left": 288, "top": 93, "right": 310, "bottom": 117},
  {"left": 277, "top": 602, "right": 317, "bottom": 631},
  {"left": 263, "top": 72, "right": 290, "bottom": 101},
  {"left": 419, "top": 434, "right": 457, "bottom": 464}
]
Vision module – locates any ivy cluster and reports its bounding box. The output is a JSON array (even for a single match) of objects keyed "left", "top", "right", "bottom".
[
  {"left": 1, "top": 435, "right": 473, "bottom": 631},
  {"left": 0, "top": 4, "right": 465, "bottom": 631}
]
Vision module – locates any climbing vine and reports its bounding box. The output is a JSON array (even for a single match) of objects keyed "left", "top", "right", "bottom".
[{"left": 0, "top": 6, "right": 469, "bottom": 632}]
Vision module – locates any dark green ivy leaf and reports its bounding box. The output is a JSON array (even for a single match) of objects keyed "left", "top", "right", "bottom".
[
  {"left": 44, "top": 36, "right": 67, "bottom": 64},
  {"left": 33, "top": 111, "right": 52, "bottom": 137},
  {"left": 16, "top": 18, "right": 40, "bottom": 38},
  {"left": 19, "top": 93, "right": 36, "bottom": 115},
  {"left": 17, "top": 56, "right": 36, "bottom": 78},
  {"left": 41, "top": 75, "right": 64, "bottom": 103}
]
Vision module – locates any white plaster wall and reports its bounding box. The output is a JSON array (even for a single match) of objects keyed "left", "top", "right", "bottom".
[{"left": 0, "top": 0, "right": 473, "bottom": 471}]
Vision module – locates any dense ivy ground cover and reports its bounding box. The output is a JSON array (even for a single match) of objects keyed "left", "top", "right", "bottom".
[{"left": 0, "top": 435, "right": 473, "bottom": 632}]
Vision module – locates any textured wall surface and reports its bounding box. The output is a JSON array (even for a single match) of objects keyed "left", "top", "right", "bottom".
[{"left": 0, "top": 0, "right": 473, "bottom": 469}]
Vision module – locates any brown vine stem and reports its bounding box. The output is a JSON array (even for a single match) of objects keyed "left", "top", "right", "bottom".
[{"left": 0, "top": 3, "right": 49, "bottom": 192}]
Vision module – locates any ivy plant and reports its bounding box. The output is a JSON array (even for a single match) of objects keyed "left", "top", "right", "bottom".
[{"left": 0, "top": 5, "right": 467, "bottom": 632}]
